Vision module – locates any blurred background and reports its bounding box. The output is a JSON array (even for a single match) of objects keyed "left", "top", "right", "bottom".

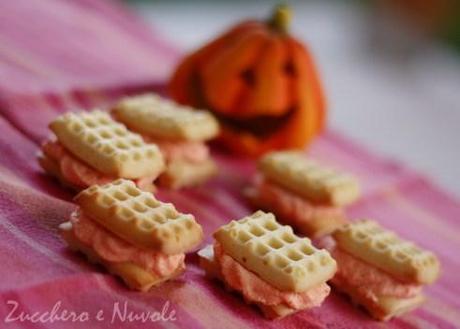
[{"left": 126, "top": 0, "right": 460, "bottom": 196}]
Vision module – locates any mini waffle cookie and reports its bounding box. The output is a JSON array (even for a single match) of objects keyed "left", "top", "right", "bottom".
[
  {"left": 213, "top": 211, "right": 337, "bottom": 292},
  {"left": 74, "top": 179, "right": 203, "bottom": 254},
  {"left": 49, "top": 111, "right": 164, "bottom": 179},
  {"left": 112, "top": 94, "right": 219, "bottom": 141},
  {"left": 333, "top": 220, "right": 440, "bottom": 284},
  {"left": 259, "top": 151, "right": 360, "bottom": 206},
  {"left": 60, "top": 222, "right": 185, "bottom": 291},
  {"left": 197, "top": 244, "right": 300, "bottom": 319}
]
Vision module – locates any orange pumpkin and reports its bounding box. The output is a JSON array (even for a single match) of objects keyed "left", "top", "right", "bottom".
[{"left": 169, "top": 4, "right": 326, "bottom": 156}]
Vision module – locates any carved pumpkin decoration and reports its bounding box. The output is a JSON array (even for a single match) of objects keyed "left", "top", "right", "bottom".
[{"left": 169, "top": 4, "right": 326, "bottom": 156}]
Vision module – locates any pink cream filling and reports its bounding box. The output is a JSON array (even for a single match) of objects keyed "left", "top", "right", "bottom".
[
  {"left": 253, "top": 175, "right": 344, "bottom": 225},
  {"left": 42, "top": 140, "right": 156, "bottom": 190},
  {"left": 214, "top": 242, "right": 330, "bottom": 310},
  {"left": 142, "top": 136, "right": 209, "bottom": 164},
  {"left": 71, "top": 211, "right": 184, "bottom": 277},
  {"left": 332, "top": 248, "right": 421, "bottom": 299}
]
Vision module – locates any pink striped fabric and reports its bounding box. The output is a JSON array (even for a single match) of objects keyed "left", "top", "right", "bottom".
[{"left": 0, "top": 1, "right": 458, "bottom": 328}]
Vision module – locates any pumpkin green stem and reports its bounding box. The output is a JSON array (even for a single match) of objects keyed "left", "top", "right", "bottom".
[{"left": 268, "top": 3, "right": 292, "bottom": 33}]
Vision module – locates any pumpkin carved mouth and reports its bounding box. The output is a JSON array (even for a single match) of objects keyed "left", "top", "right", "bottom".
[{"left": 213, "top": 108, "right": 296, "bottom": 138}]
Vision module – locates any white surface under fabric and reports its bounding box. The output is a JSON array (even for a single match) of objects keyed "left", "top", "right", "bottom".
[{"left": 133, "top": 0, "right": 460, "bottom": 197}]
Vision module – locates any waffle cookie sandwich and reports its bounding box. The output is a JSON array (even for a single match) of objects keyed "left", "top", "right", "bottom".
[
  {"left": 38, "top": 111, "right": 165, "bottom": 192},
  {"left": 198, "top": 211, "right": 337, "bottom": 319},
  {"left": 246, "top": 151, "right": 360, "bottom": 239},
  {"left": 331, "top": 220, "right": 440, "bottom": 321},
  {"left": 60, "top": 179, "right": 204, "bottom": 291},
  {"left": 112, "top": 94, "right": 219, "bottom": 189}
]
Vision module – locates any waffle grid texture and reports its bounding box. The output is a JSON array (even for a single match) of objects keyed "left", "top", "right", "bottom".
[
  {"left": 258, "top": 151, "right": 360, "bottom": 206},
  {"left": 333, "top": 220, "right": 440, "bottom": 284},
  {"left": 75, "top": 179, "right": 203, "bottom": 254},
  {"left": 112, "top": 94, "right": 219, "bottom": 141},
  {"left": 50, "top": 111, "right": 164, "bottom": 179},
  {"left": 214, "top": 211, "right": 337, "bottom": 292}
]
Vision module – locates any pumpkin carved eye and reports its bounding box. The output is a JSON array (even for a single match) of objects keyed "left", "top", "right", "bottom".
[
  {"left": 169, "top": 4, "right": 326, "bottom": 156},
  {"left": 241, "top": 69, "right": 255, "bottom": 86},
  {"left": 284, "top": 62, "right": 295, "bottom": 77}
]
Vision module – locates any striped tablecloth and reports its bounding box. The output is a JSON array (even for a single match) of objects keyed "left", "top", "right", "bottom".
[{"left": 0, "top": 1, "right": 458, "bottom": 328}]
